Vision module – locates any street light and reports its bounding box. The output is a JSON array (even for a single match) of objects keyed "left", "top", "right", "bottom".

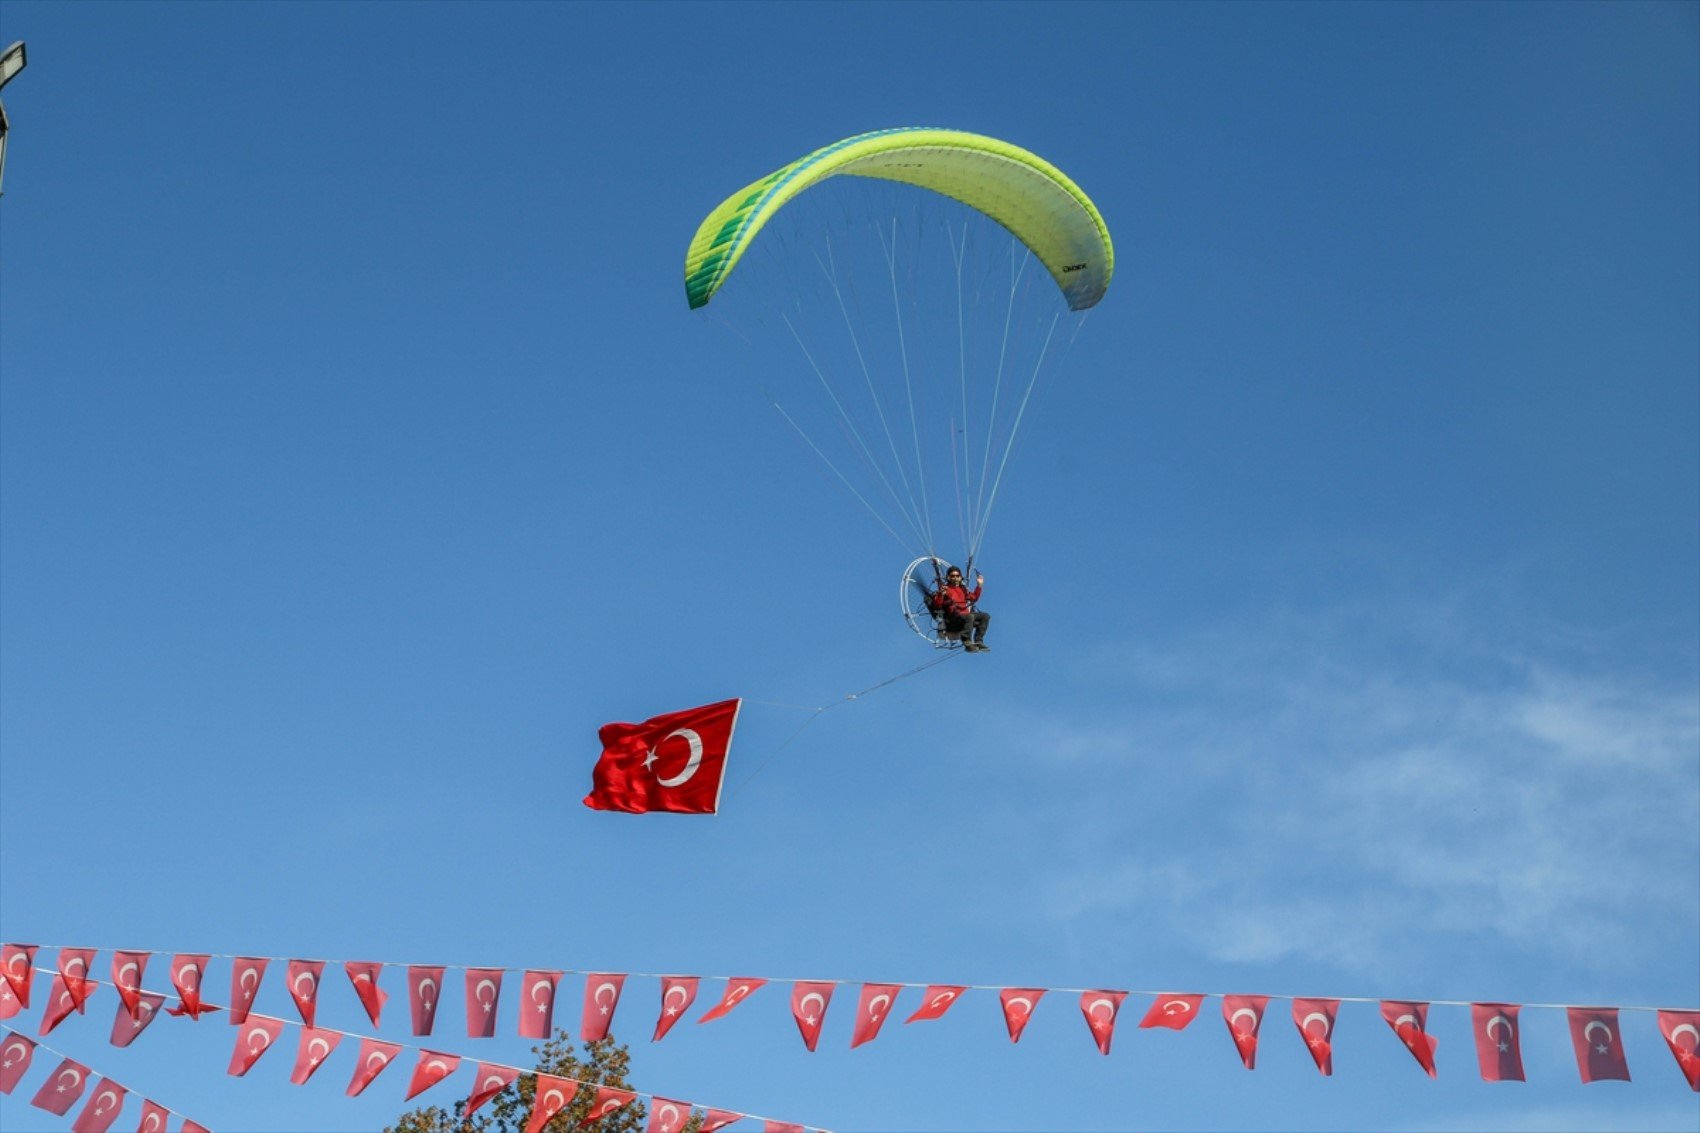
[{"left": 0, "top": 41, "right": 29, "bottom": 197}]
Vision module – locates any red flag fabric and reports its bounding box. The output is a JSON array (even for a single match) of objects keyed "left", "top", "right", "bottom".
[
  {"left": 0, "top": 1029, "right": 37, "bottom": 1093},
  {"left": 647, "top": 1097, "right": 691, "bottom": 1133},
  {"left": 345, "top": 1037, "right": 402, "bottom": 1096},
  {"left": 1080, "top": 990, "right": 1128, "bottom": 1055},
  {"left": 111, "top": 951, "right": 149, "bottom": 1020},
  {"left": 580, "top": 1085, "right": 638, "bottom": 1126},
  {"left": 654, "top": 976, "right": 699, "bottom": 1041},
  {"left": 466, "top": 1062, "right": 519, "bottom": 1115},
  {"left": 1140, "top": 993, "right": 1205, "bottom": 1031},
  {"left": 1470, "top": 1002, "right": 1526, "bottom": 1082},
  {"left": 228, "top": 1017, "right": 285, "bottom": 1076},
  {"left": 0, "top": 944, "right": 36, "bottom": 1008},
  {"left": 345, "top": 961, "right": 388, "bottom": 1027},
  {"left": 39, "top": 975, "right": 79, "bottom": 1035},
  {"left": 583, "top": 698, "right": 741, "bottom": 815},
  {"left": 57, "top": 947, "right": 96, "bottom": 1013},
  {"left": 466, "top": 968, "right": 504, "bottom": 1038},
  {"left": 524, "top": 1074, "right": 578, "bottom": 1133},
  {"left": 167, "top": 954, "right": 216, "bottom": 1019},
  {"left": 229, "top": 957, "right": 269, "bottom": 1025},
  {"left": 137, "top": 1100, "right": 172, "bottom": 1132},
  {"left": 581, "top": 973, "right": 627, "bottom": 1041},
  {"left": 287, "top": 959, "right": 325, "bottom": 1027},
  {"left": 31, "top": 1056, "right": 91, "bottom": 1115},
  {"left": 520, "top": 970, "right": 563, "bottom": 1040},
  {"left": 1293, "top": 998, "right": 1340, "bottom": 1076},
  {"left": 1380, "top": 1000, "right": 1437, "bottom": 1077},
  {"left": 763, "top": 1124, "right": 804, "bottom": 1133},
  {"left": 1657, "top": 1009, "right": 1700, "bottom": 1091},
  {"left": 408, "top": 965, "right": 446, "bottom": 1035},
  {"left": 1568, "top": 1006, "right": 1631, "bottom": 1082},
  {"left": 850, "top": 982, "right": 901, "bottom": 1048},
  {"left": 289, "top": 1026, "right": 342, "bottom": 1085},
  {"left": 182, "top": 1122, "right": 212, "bottom": 1133},
  {"left": 109, "top": 991, "right": 165, "bottom": 1048},
  {"left": 905, "top": 984, "right": 967, "bottom": 1024},
  {"left": 404, "top": 1050, "right": 461, "bottom": 1100},
  {"left": 699, "top": 977, "right": 766, "bottom": 1023},
  {"left": 999, "top": 987, "right": 1045, "bottom": 1043},
  {"left": 69, "top": 1077, "right": 126, "bottom": 1133},
  {"left": 790, "top": 981, "right": 834, "bottom": 1051},
  {"left": 0, "top": 972, "right": 19, "bottom": 1020},
  {"left": 697, "top": 1110, "right": 743, "bottom": 1133},
  {"left": 1222, "top": 994, "right": 1269, "bottom": 1069}
]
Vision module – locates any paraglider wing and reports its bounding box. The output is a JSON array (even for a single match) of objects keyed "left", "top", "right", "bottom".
[{"left": 684, "top": 127, "right": 1114, "bottom": 312}]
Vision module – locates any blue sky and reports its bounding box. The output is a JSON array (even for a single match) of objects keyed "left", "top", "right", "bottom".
[{"left": 1, "top": 2, "right": 1696, "bottom": 1131}]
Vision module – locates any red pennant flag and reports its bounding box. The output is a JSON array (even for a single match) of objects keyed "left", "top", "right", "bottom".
[
  {"left": 466, "top": 968, "right": 504, "bottom": 1038},
  {"left": 167, "top": 954, "right": 216, "bottom": 1019},
  {"left": 1139, "top": 993, "right": 1205, "bottom": 1031},
  {"left": 698, "top": 1110, "right": 743, "bottom": 1133},
  {"left": 0, "top": 1029, "right": 37, "bottom": 1093},
  {"left": 31, "top": 1056, "right": 91, "bottom": 1115},
  {"left": 1293, "top": 998, "right": 1340, "bottom": 1076},
  {"left": 647, "top": 1097, "right": 691, "bottom": 1133},
  {"left": 342, "top": 961, "right": 387, "bottom": 1027},
  {"left": 345, "top": 1037, "right": 402, "bottom": 1096},
  {"left": 580, "top": 1085, "right": 638, "bottom": 1126},
  {"left": 906, "top": 984, "right": 967, "bottom": 1023},
  {"left": 229, "top": 956, "right": 268, "bottom": 1025},
  {"left": 466, "top": 1062, "right": 519, "bottom": 1115},
  {"left": 790, "top": 981, "right": 834, "bottom": 1051},
  {"left": 1470, "top": 1002, "right": 1526, "bottom": 1082},
  {"left": 404, "top": 1050, "right": 461, "bottom": 1100},
  {"left": 137, "top": 1100, "right": 172, "bottom": 1132},
  {"left": 1657, "top": 1010, "right": 1700, "bottom": 1091},
  {"left": 408, "top": 965, "right": 446, "bottom": 1035},
  {"left": 69, "top": 1077, "right": 126, "bottom": 1133},
  {"left": 1222, "top": 994, "right": 1269, "bottom": 1069},
  {"left": 850, "top": 982, "right": 901, "bottom": 1048},
  {"left": 582, "top": 973, "right": 628, "bottom": 1041},
  {"left": 0, "top": 972, "right": 18, "bottom": 1019},
  {"left": 584, "top": 697, "right": 741, "bottom": 815},
  {"left": 57, "top": 947, "right": 96, "bottom": 1013},
  {"left": 39, "top": 975, "right": 79, "bottom": 1035},
  {"left": 182, "top": 1122, "right": 212, "bottom": 1133},
  {"left": 999, "top": 987, "right": 1045, "bottom": 1043},
  {"left": 763, "top": 1124, "right": 804, "bottom": 1133},
  {"left": 289, "top": 1026, "right": 341, "bottom": 1085},
  {"left": 1380, "top": 1000, "right": 1438, "bottom": 1077},
  {"left": 524, "top": 1074, "right": 578, "bottom": 1133},
  {"left": 519, "top": 970, "right": 563, "bottom": 1040},
  {"left": 111, "top": 951, "right": 149, "bottom": 1020},
  {"left": 1080, "top": 990, "right": 1128, "bottom": 1054},
  {"left": 109, "top": 991, "right": 165, "bottom": 1048},
  {"left": 1568, "top": 1006, "right": 1631, "bottom": 1082},
  {"left": 228, "top": 1017, "right": 285, "bottom": 1076},
  {"left": 654, "top": 976, "right": 699, "bottom": 1041},
  {"left": 0, "top": 944, "right": 36, "bottom": 1008},
  {"left": 286, "top": 959, "right": 325, "bottom": 1027},
  {"left": 699, "top": 977, "right": 766, "bottom": 1023}
]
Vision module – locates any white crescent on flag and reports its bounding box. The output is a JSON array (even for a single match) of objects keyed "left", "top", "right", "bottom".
[{"left": 653, "top": 728, "right": 704, "bottom": 787}]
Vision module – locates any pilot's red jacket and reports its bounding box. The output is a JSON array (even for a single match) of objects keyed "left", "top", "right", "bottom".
[{"left": 928, "top": 581, "right": 981, "bottom": 617}]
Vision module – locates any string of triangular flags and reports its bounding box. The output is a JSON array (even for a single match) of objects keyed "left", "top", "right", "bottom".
[
  {"left": 4, "top": 962, "right": 822, "bottom": 1133},
  {"left": 6, "top": 942, "right": 1697, "bottom": 1090},
  {"left": 1, "top": 1028, "right": 207, "bottom": 1132}
]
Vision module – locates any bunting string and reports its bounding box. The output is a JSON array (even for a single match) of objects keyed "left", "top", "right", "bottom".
[
  {"left": 11, "top": 966, "right": 827, "bottom": 1132},
  {"left": 0, "top": 1025, "right": 208, "bottom": 1131}
]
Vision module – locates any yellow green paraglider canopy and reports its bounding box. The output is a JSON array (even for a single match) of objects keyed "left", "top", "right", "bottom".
[{"left": 684, "top": 127, "right": 1114, "bottom": 312}]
